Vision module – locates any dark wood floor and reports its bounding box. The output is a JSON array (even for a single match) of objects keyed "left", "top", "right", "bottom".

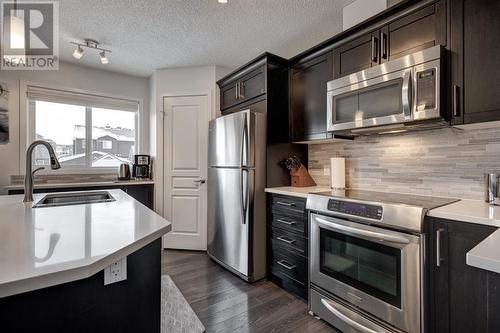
[{"left": 162, "top": 250, "right": 338, "bottom": 333}]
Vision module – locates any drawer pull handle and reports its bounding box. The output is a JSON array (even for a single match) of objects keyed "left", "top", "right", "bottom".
[
  {"left": 277, "top": 260, "right": 296, "bottom": 270},
  {"left": 277, "top": 236, "right": 296, "bottom": 244},
  {"left": 276, "top": 219, "right": 295, "bottom": 226},
  {"left": 276, "top": 201, "right": 295, "bottom": 207}
]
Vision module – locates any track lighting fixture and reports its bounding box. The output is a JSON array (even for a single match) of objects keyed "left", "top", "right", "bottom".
[{"left": 70, "top": 39, "right": 112, "bottom": 64}]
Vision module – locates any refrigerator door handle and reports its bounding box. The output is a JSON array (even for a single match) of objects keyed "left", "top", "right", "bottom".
[
  {"left": 240, "top": 169, "right": 249, "bottom": 225},
  {"left": 240, "top": 113, "right": 249, "bottom": 167}
]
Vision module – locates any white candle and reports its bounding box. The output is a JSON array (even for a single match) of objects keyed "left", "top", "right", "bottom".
[{"left": 330, "top": 157, "right": 346, "bottom": 189}]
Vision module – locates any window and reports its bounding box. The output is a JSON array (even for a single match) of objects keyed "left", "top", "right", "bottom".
[
  {"left": 28, "top": 86, "right": 139, "bottom": 170},
  {"left": 101, "top": 140, "right": 112, "bottom": 149}
]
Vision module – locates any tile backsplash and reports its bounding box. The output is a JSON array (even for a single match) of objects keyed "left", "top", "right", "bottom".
[{"left": 308, "top": 126, "right": 500, "bottom": 199}]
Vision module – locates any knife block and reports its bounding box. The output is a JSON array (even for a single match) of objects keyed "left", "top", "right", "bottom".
[{"left": 290, "top": 165, "right": 316, "bottom": 187}]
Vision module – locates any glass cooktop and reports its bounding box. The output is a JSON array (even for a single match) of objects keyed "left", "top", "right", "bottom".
[{"left": 315, "top": 189, "right": 459, "bottom": 210}]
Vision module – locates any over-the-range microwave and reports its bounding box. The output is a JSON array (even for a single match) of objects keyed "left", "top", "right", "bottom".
[{"left": 327, "top": 45, "right": 447, "bottom": 136}]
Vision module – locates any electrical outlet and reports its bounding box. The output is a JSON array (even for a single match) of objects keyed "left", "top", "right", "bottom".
[
  {"left": 104, "top": 257, "right": 127, "bottom": 285},
  {"left": 323, "top": 167, "right": 330, "bottom": 176}
]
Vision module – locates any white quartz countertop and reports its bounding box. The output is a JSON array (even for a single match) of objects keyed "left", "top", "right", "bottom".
[
  {"left": 424, "top": 199, "right": 500, "bottom": 274},
  {"left": 4, "top": 179, "right": 155, "bottom": 190},
  {"left": 466, "top": 230, "right": 500, "bottom": 274},
  {"left": 0, "top": 189, "right": 171, "bottom": 298},
  {"left": 264, "top": 186, "right": 331, "bottom": 198},
  {"left": 427, "top": 198, "right": 500, "bottom": 228}
]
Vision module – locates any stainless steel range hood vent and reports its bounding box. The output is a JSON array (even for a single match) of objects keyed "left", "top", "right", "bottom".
[{"left": 349, "top": 119, "right": 449, "bottom": 136}]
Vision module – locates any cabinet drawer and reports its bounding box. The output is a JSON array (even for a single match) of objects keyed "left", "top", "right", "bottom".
[
  {"left": 271, "top": 213, "right": 306, "bottom": 236},
  {"left": 270, "top": 248, "right": 307, "bottom": 284},
  {"left": 269, "top": 270, "right": 307, "bottom": 299},
  {"left": 270, "top": 227, "right": 307, "bottom": 256},
  {"left": 271, "top": 195, "right": 306, "bottom": 215}
]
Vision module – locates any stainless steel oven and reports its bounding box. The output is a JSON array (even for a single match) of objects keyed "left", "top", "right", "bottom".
[
  {"left": 327, "top": 46, "right": 445, "bottom": 136},
  {"left": 307, "top": 190, "right": 458, "bottom": 333},
  {"left": 310, "top": 213, "right": 422, "bottom": 333}
]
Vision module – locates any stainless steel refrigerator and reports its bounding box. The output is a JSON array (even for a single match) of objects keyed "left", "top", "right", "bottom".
[{"left": 207, "top": 109, "right": 266, "bottom": 282}]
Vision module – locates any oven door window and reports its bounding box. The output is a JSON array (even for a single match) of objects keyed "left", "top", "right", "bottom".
[{"left": 320, "top": 228, "right": 402, "bottom": 308}]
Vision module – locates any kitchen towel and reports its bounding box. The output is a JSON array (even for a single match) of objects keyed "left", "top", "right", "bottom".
[{"left": 330, "top": 157, "right": 346, "bottom": 189}]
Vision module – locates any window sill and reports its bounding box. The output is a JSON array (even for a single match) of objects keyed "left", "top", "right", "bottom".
[{"left": 32, "top": 168, "right": 119, "bottom": 175}]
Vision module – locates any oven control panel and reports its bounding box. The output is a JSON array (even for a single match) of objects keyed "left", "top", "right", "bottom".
[{"left": 327, "top": 199, "right": 383, "bottom": 220}]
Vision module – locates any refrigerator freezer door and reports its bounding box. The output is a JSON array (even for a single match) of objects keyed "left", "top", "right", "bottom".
[
  {"left": 207, "top": 167, "right": 254, "bottom": 277},
  {"left": 208, "top": 110, "right": 254, "bottom": 168}
]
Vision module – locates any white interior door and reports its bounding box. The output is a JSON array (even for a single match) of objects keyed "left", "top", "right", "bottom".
[{"left": 163, "top": 95, "right": 208, "bottom": 250}]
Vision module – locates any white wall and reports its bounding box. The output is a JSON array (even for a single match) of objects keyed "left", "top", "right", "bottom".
[
  {"left": 0, "top": 61, "right": 149, "bottom": 194},
  {"left": 149, "top": 65, "right": 232, "bottom": 214}
]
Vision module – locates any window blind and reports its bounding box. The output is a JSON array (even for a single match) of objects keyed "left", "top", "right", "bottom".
[{"left": 26, "top": 85, "right": 139, "bottom": 112}]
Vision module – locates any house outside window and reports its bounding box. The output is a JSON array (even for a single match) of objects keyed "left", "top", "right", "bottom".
[
  {"left": 27, "top": 86, "right": 139, "bottom": 170},
  {"left": 102, "top": 140, "right": 112, "bottom": 149}
]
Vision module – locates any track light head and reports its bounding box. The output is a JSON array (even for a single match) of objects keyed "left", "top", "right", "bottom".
[
  {"left": 72, "top": 45, "right": 83, "bottom": 59},
  {"left": 99, "top": 51, "right": 109, "bottom": 64}
]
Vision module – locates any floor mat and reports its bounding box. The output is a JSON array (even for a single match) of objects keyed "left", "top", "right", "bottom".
[{"left": 161, "top": 275, "right": 205, "bottom": 333}]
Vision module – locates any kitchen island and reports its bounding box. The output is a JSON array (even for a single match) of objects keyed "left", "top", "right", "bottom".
[{"left": 0, "top": 189, "right": 171, "bottom": 332}]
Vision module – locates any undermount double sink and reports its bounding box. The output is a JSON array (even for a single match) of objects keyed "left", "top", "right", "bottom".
[{"left": 33, "top": 191, "right": 116, "bottom": 208}]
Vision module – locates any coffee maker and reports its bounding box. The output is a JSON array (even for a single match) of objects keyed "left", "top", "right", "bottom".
[{"left": 132, "top": 155, "right": 151, "bottom": 179}]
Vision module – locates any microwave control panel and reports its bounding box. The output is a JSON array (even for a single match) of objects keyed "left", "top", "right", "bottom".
[
  {"left": 327, "top": 199, "right": 383, "bottom": 220},
  {"left": 416, "top": 68, "right": 436, "bottom": 111}
]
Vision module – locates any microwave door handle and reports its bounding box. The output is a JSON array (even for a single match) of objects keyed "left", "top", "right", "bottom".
[{"left": 402, "top": 69, "right": 412, "bottom": 120}]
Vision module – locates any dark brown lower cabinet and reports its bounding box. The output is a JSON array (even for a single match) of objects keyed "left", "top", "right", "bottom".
[
  {"left": 267, "top": 193, "right": 309, "bottom": 300},
  {"left": 427, "top": 217, "right": 500, "bottom": 333},
  {"left": 0, "top": 239, "right": 162, "bottom": 333}
]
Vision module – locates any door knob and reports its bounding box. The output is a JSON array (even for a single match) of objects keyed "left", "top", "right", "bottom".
[{"left": 193, "top": 179, "right": 206, "bottom": 184}]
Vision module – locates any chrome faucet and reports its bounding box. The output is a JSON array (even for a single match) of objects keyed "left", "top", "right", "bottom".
[{"left": 24, "top": 140, "right": 61, "bottom": 203}]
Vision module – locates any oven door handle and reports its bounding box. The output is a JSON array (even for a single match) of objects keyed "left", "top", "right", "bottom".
[
  {"left": 320, "top": 298, "right": 378, "bottom": 333},
  {"left": 315, "top": 217, "right": 410, "bottom": 245}
]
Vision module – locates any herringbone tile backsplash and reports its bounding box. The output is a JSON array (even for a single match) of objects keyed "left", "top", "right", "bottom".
[{"left": 308, "top": 126, "right": 500, "bottom": 199}]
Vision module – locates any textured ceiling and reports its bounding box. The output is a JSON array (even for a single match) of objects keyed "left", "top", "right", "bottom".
[{"left": 56, "top": 0, "right": 355, "bottom": 77}]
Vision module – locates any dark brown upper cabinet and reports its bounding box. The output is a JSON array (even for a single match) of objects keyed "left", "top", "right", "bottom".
[
  {"left": 220, "top": 66, "right": 266, "bottom": 111},
  {"left": 217, "top": 53, "right": 290, "bottom": 144},
  {"left": 289, "top": 52, "right": 333, "bottom": 142},
  {"left": 450, "top": 0, "right": 500, "bottom": 125},
  {"left": 384, "top": 1, "right": 446, "bottom": 61},
  {"left": 333, "top": 1, "right": 445, "bottom": 79},
  {"left": 333, "top": 31, "right": 378, "bottom": 78}
]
